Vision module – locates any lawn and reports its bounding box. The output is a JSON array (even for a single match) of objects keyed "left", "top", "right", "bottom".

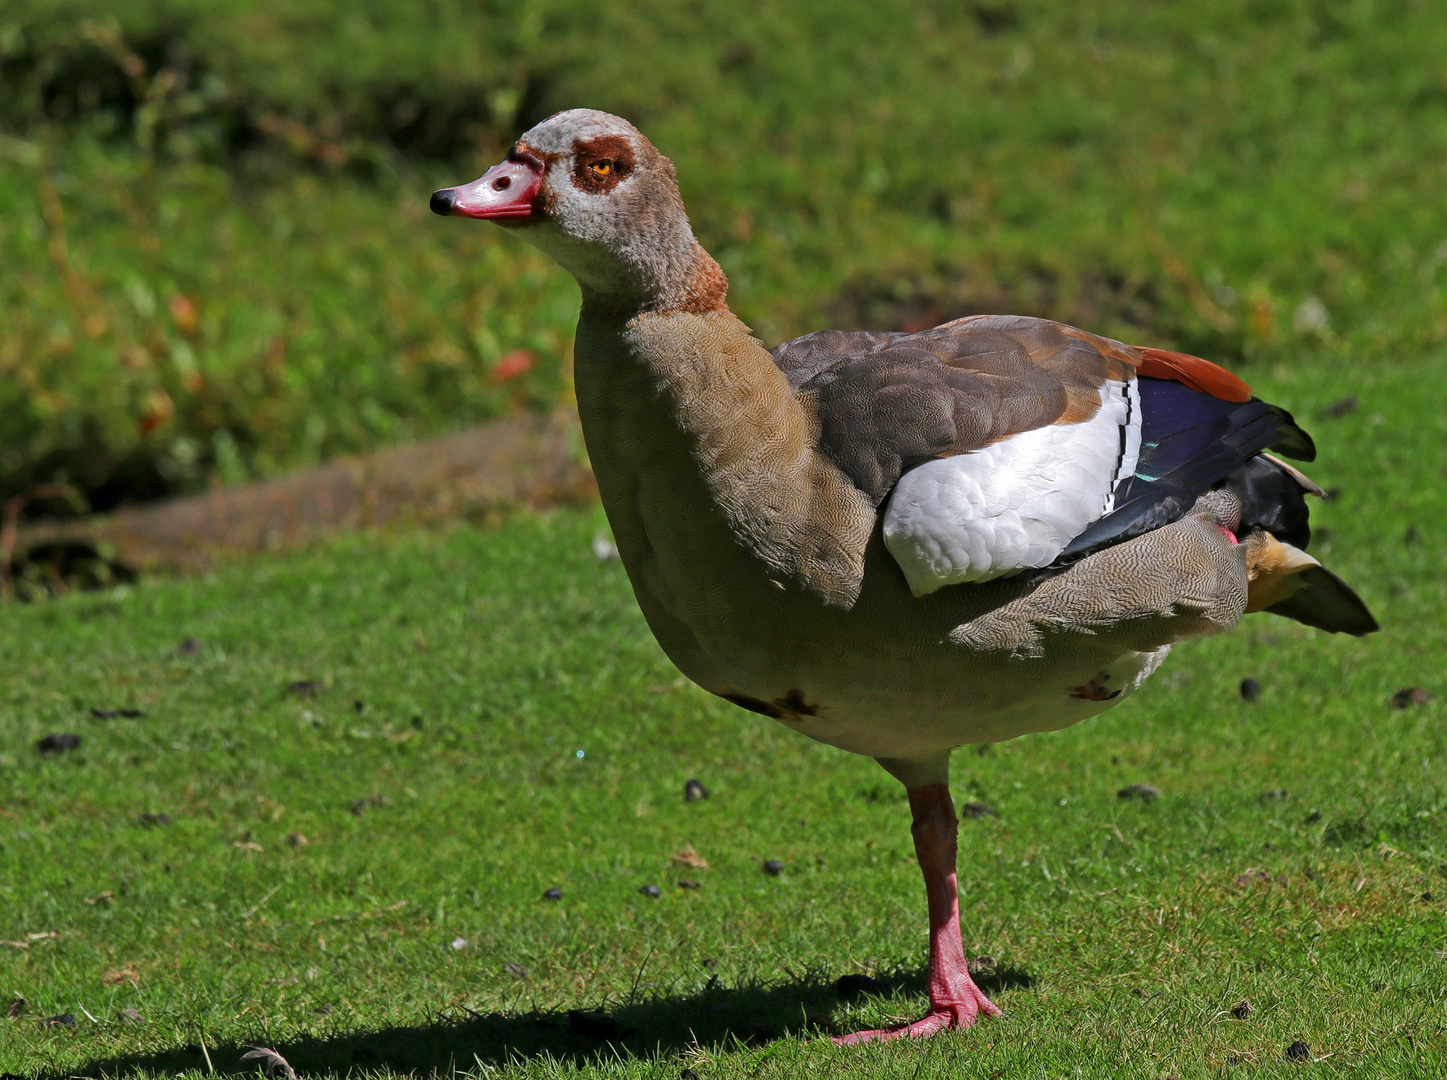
[
  {"left": 3, "top": 0, "right": 1447, "bottom": 1076},
  {"left": 1, "top": 338, "right": 1444, "bottom": 1077}
]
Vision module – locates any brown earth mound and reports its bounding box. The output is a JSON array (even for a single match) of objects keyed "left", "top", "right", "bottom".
[{"left": 10, "top": 411, "right": 593, "bottom": 578}]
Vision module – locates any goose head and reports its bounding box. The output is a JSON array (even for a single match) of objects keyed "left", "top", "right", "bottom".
[{"left": 431, "top": 109, "right": 725, "bottom": 314}]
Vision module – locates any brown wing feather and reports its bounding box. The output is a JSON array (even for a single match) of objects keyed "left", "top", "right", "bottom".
[{"left": 771, "top": 315, "right": 1141, "bottom": 505}]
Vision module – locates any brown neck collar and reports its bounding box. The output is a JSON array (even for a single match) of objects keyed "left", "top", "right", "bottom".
[{"left": 580, "top": 242, "right": 730, "bottom": 320}]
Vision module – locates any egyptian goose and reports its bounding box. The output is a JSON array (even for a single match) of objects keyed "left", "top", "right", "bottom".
[{"left": 431, "top": 110, "right": 1376, "bottom": 1043}]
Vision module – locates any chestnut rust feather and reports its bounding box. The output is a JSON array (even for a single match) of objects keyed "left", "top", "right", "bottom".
[
  {"left": 678, "top": 252, "right": 729, "bottom": 314},
  {"left": 569, "top": 134, "right": 637, "bottom": 193},
  {"left": 516, "top": 141, "right": 564, "bottom": 215}
]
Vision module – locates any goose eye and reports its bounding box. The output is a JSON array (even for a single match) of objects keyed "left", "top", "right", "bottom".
[{"left": 589, "top": 160, "right": 612, "bottom": 177}]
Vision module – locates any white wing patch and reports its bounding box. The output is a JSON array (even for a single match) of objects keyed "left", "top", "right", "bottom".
[{"left": 883, "top": 378, "right": 1142, "bottom": 596}]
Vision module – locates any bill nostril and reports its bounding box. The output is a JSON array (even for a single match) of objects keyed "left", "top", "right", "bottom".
[
  {"left": 493, "top": 176, "right": 512, "bottom": 191},
  {"left": 429, "top": 189, "right": 458, "bottom": 216}
]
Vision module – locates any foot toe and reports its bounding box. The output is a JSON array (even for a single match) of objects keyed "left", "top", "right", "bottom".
[{"left": 831, "top": 993, "right": 1000, "bottom": 1045}]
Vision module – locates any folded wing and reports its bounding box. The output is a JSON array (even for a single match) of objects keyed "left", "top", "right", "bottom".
[{"left": 771, "top": 314, "right": 1312, "bottom": 597}]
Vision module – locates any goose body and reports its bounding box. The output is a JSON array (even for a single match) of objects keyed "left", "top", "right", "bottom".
[
  {"left": 432, "top": 109, "right": 1377, "bottom": 1042},
  {"left": 575, "top": 308, "right": 1247, "bottom": 759}
]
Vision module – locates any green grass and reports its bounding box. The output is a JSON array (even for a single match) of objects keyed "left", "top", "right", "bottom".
[
  {"left": 3, "top": 2, "right": 1447, "bottom": 1074},
  {"left": 5, "top": 0, "right": 1447, "bottom": 506},
  {"left": 2, "top": 344, "right": 1445, "bottom": 1078}
]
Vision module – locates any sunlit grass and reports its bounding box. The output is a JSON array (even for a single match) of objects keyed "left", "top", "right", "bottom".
[
  {"left": 2, "top": 2, "right": 1446, "bottom": 1075},
  {"left": 2, "top": 329, "right": 1444, "bottom": 1077}
]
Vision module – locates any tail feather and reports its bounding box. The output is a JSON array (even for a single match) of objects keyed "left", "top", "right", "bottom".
[
  {"left": 1264, "top": 565, "right": 1379, "bottom": 636},
  {"left": 1226, "top": 456, "right": 1313, "bottom": 550},
  {"left": 1044, "top": 376, "right": 1376, "bottom": 639}
]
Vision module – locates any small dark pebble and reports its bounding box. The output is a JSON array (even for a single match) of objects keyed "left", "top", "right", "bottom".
[
  {"left": 45, "top": 1013, "right": 76, "bottom": 1028},
  {"left": 1286, "top": 1039, "right": 1311, "bottom": 1061},
  {"left": 349, "top": 794, "right": 391, "bottom": 815},
  {"left": 288, "top": 680, "right": 323, "bottom": 697},
  {"left": 36, "top": 733, "right": 81, "bottom": 756},
  {"left": 1391, "top": 687, "right": 1431, "bottom": 709},
  {"left": 504, "top": 961, "right": 527, "bottom": 979},
  {"left": 542, "top": 887, "right": 563, "bottom": 901},
  {"left": 1230, "top": 999, "right": 1253, "bottom": 1019},
  {"left": 176, "top": 637, "right": 201, "bottom": 655},
  {"left": 116, "top": 1007, "right": 144, "bottom": 1024},
  {"left": 683, "top": 778, "right": 709, "bottom": 802},
  {"left": 1118, "top": 783, "right": 1161, "bottom": 802},
  {"left": 90, "top": 707, "right": 145, "bottom": 719},
  {"left": 6, "top": 996, "right": 26, "bottom": 1019},
  {"left": 835, "top": 973, "right": 889, "bottom": 1000},
  {"left": 678, "top": 879, "right": 701, "bottom": 890},
  {"left": 762, "top": 859, "right": 784, "bottom": 876},
  {"left": 138, "top": 812, "right": 171, "bottom": 827},
  {"left": 1323, "top": 395, "right": 1359, "bottom": 418},
  {"left": 966, "top": 955, "right": 996, "bottom": 976},
  {"left": 971, "top": 4, "right": 1021, "bottom": 33},
  {"left": 568, "top": 1008, "right": 632, "bottom": 1041},
  {"left": 1240, "top": 678, "right": 1261, "bottom": 702},
  {"left": 639, "top": 883, "right": 661, "bottom": 898},
  {"left": 805, "top": 1011, "right": 834, "bottom": 1032},
  {"left": 961, "top": 801, "right": 996, "bottom": 819},
  {"left": 1421, "top": 892, "right": 1433, "bottom": 902}
]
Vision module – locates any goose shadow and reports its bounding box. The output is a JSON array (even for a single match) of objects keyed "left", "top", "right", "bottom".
[{"left": 38, "top": 965, "right": 1033, "bottom": 1077}]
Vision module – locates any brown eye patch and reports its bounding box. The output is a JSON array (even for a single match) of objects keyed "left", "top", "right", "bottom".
[{"left": 571, "top": 135, "right": 636, "bottom": 193}]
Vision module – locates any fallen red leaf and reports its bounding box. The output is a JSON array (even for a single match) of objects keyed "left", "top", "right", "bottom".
[
  {"left": 168, "top": 294, "right": 199, "bottom": 338},
  {"left": 490, "top": 349, "right": 535, "bottom": 383}
]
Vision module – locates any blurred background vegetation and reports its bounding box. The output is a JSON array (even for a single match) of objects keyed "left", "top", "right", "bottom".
[{"left": 3, "top": 0, "right": 1446, "bottom": 516}]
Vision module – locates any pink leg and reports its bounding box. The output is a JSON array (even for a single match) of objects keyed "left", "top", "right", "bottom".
[{"left": 834, "top": 782, "right": 1002, "bottom": 1044}]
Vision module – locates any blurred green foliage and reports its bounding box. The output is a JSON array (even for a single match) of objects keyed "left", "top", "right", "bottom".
[{"left": 2, "top": 0, "right": 1446, "bottom": 509}]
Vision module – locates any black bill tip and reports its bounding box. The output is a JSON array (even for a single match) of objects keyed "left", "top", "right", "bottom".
[{"left": 429, "top": 188, "right": 457, "bottom": 216}]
